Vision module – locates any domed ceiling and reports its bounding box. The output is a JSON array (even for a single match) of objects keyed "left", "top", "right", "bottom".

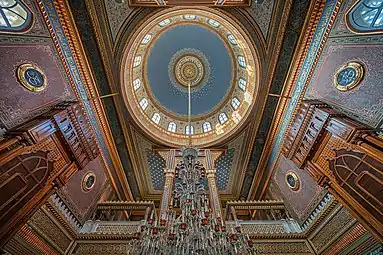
[{"left": 121, "top": 8, "right": 259, "bottom": 147}]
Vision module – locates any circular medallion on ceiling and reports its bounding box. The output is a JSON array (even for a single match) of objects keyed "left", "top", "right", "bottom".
[
  {"left": 121, "top": 7, "right": 259, "bottom": 146},
  {"left": 17, "top": 63, "right": 47, "bottom": 92},
  {"left": 285, "top": 171, "right": 300, "bottom": 191},
  {"left": 169, "top": 48, "right": 211, "bottom": 94},
  {"left": 334, "top": 62, "right": 364, "bottom": 92}
]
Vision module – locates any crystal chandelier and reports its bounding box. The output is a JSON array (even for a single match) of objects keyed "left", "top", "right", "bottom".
[
  {"left": 129, "top": 79, "right": 257, "bottom": 254},
  {"left": 129, "top": 146, "right": 256, "bottom": 254}
]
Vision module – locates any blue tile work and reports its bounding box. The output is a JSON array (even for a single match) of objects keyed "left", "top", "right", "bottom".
[
  {"left": 268, "top": 0, "right": 338, "bottom": 169},
  {"left": 146, "top": 149, "right": 165, "bottom": 190},
  {"left": 215, "top": 148, "right": 235, "bottom": 190}
]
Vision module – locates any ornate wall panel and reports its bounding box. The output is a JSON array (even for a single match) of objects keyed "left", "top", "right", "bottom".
[
  {"left": 273, "top": 154, "right": 325, "bottom": 224},
  {"left": 28, "top": 208, "right": 73, "bottom": 254},
  {"left": 0, "top": 150, "right": 53, "bottom": 240},
  {"left": 0, "top": 39, "right": 74, "bottom": 129},
  {"left": 57, "top": 156, "right": 107, "bottom": 224},
  {"left": 26, "top": 134, "right": 71, "bottom": 178},
  {"left": 242, "top": 0, "right": 276, "bottom": 40},
  {"left": 252, "top": 241, "right": 311, "bottom": 255},
  {"left": 329, "top": 149, "right": 383, "bottom": 225},
  {"left": 308, "top": 206, "right": 355, "bottom": 254},
  {"left": 305, "top": 41, "right": 383, "bottom": 128},
  {"left": 305, "top": 0, "right": 383, "bottom": 128},
  {"left": 71, "top": 242, "right": 131, "bottom": 255}
]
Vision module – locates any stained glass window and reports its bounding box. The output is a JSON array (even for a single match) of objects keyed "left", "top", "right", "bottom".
[
  {"left": 159, "top": 19, "right": 170, "bottom": 27},
  {"left": 141, "top": 34, "right": 152, "bottom": 44},
  {"left": 202, "top": 122, "right": 212, "bottom": 132},
  {"left": 133, "top": 78, "right": 141, "bottom": 90},
  {"left": 227, "top": 34, "right": 237, "bottom": 45},
  {"left": 348, "top": 0, "right": 383, "bottom": 31},
  {"left": 238, "top": 56, "right": 246, "bottom": 68},
  {"left": 139, "top": 98, "right": 148, "bottom": 110},
  {"left": 185, "top": 125, "right": 194, "bottom": 135},
  {"left": 151, "top": 113, "right": 161, "bottom": 124},
  {"left": 133, "top": 56, "right": 142, "bottom": 67},
  {"left": 168, "top": 122, "right": 177, "bottom": 132},
  {"left": 238, "top": 78, "right": 246, "bottom": 91},
  {"left": 231, "top": 97, "right": 240, "bottom": 110},
  {"left": 218, "top": 112, "right": 228, "bottom": 124},
  {"left": 208, "top": 19, "right": 220, "bottom": 28},
  {"left": 0, "top": 0, "right": 32, "bottom": 32}
]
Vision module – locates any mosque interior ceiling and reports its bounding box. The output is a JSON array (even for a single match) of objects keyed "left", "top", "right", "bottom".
[{"left": 0, "top": 0, "right": 382, "bottom": 254}]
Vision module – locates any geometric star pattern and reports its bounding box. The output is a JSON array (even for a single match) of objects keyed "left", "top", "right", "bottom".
[
  {"left": 146, "top": 149, "right": 166, "bottom": 190},
  {"left": 215, "top": 148, "right": 235, "bottom": 190}
]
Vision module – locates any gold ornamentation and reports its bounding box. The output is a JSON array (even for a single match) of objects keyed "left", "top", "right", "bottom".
[
  {"left": 334, "top": 62, "right": 364, "bottom": 92},
  {"left": 82, "top": 172, "right": 96, "bottom": 192},
  {"left": 17, "top": 63, "right": 47, "bottom": 92},
  {"left": 285, "top": 171, "right": 300, "bottom": 191}
]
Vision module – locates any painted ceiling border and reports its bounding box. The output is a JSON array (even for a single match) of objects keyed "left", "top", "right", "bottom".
[
  {"left": 269, "top": 0, "right": 340, "bottom": 166},
  {"left": 252, "top": 0, "right": 342, "bottom": 200},
  {"left": 38, "top": 0, "right": 133, "bottom": 200}
]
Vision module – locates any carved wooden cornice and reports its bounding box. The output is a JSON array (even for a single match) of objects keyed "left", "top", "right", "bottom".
[{"left": 96, "top": 200, "right": 155, "bottom": 211}]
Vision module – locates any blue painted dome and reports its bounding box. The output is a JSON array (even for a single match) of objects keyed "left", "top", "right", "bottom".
[
  {"left": 146, "top": 24, "right": 233, "bottom": 117},
  {"left": 122, "top": 9, "right": 257, "bottom": 146}
]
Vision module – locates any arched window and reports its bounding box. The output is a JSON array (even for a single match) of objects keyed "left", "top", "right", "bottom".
[
  {"left": 151, "top": 113, "right": 161, "bottom": 124},
  {"left": 231, "top": 97, "right": 240, "bottom": 110},
  {"left": 184, "top": 14, "right": 196, "bottom": 20},
  {"left": 139, "top": 98, "right": 148, "bottom": 110},
  {"left": 348, "top": 0, "right": 383, "bottom": 32},
  {"left": 238, "top": 56, "right": 246, "bottom": 68},
  {"left": 185, "top": 125, "right": 194, "bottom": 135},
  {"left": 227, "top": 34, "right": 237, "bottom": 45},
  {"left": 202, "top": 122, "right": 212, "bottom": 132},
  {"left": 208, "top": 19, "right": 220, "bottom": 28},
  {"left": 238, "top": 78, "right": 246, "bottom": 91},
  {"left": 133, "top": 78, "right": 141, "bottom": 90},
  {"left": 218, "top": 112, "right": 228, "bottom": 124},
  {"left": 159, "top": 19, "right": 170, "bottom": 27},
  {"left": 133, "top": 56, "right": 142, "bottom": 68},
  {"left": 168, "top": 122, "right": 177, "bottom": 132},
  {"left": 141, "top": 34, "right": 152, "bottom": 44},
  {"left": 0, "top": 0, "right": 32, "bottom": 32}
]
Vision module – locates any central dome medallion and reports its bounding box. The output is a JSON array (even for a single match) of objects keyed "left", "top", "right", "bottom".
[
  {"left": 121, "top": 8, "right": 259, "bottom": 146},
  {"left": 169, "top": 48, "right": 211, "bottom": 92}
]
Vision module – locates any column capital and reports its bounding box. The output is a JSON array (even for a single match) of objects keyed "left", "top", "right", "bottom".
[
  {"left": 206, "top": 169, "right": 216, "bottom": 177},
  {"left": 164, "top": 168, "right": 175, "bottom": 175}
]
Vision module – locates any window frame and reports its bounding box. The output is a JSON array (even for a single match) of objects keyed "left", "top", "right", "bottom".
[
  {"left": 208, "top": 19, "right": 220, "bottom": 28},
  {"left": 133, "top": 78, "right": 141, "bottom": 91},
  {"left": 238, "top": 78, "right": 246, "bottom": 91},
  {"left": 133, "top": 56, "right": 142, "bottom": 68},
  {"left": 151, "top": 113, "right": 161, "bottom": 124},
  {"left": 227, "top": 34, "right": 237, "bottom": 45},
  {"left": 139, "top": 98, "right": 148, "bottom": 110},
  {"left": 168, "top": 122, "right": 177, "bottom": 132},
  {"left": 185, "top": 125, "right": 194, "bottom": 135},
  {"left": 218, "top": 112, "right": 228, "bottom": 124},
  {"left": 0, "top": 0, "right": 32, "bottom": 32},
  {"left": 237, "top": 56, "right": 246, "bottom": 68},
  {"left": 141, "top": 34, "right": 152, "bottom": 44},
  {"left": 159, "top": 19, "right": 170, "bottom": 27},
  {"left": 202, "top": 122, "right": 212, "bottom": 132},
  {"left": 231, "top": 97, "right": 241, "bottom": 110},
  {"left": 347, "top": 0, "right": 383, "bottom": 33}
]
